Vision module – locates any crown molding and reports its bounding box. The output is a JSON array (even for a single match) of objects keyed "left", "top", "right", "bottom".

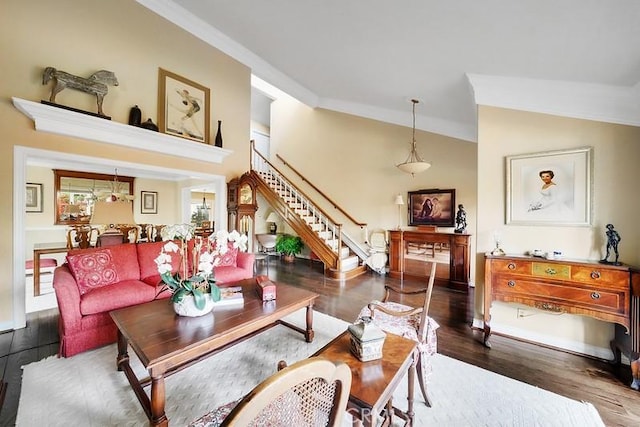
[
  {"left": 467, "top": 74, "right": 640, "bottom": 127},
  {"left": 136, "top": 0, "right": 319, "bottom": 108},
  {"left": 13, "top": 98, "right": 233, "bottom": 164}
]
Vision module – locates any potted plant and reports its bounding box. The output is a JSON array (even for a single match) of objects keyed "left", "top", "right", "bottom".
[
  {"left": 155, "top": 225, "right": 248, "bottom": 316},
  {"left": 275, "top": 234, "right": 304, "bottom": 263}
]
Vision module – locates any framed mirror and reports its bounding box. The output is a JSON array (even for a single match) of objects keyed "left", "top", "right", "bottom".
[{"left": 54, "top": 169, "right": 135, "bottom": 225}]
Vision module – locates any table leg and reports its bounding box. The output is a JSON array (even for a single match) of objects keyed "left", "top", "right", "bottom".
[
  {"left": 305, "top": 304, "right": 315, "bottom": 343},
  {"left": 150, "top": 375, "right": 168, "bottom": 427},
  {"left": 116, "top": 330, "right": 129, "bottom": 371},
  {"left": 33, "top": 251, "right": 41, "bottom": 297},
  {"left": 406, "top": 351, "right": 416, "bottom": 425}
]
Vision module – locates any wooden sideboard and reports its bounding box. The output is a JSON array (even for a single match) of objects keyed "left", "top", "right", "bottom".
[
  {"left": 388, "top": 229, "right": 471, "bottom": 291},
  {"left": 484, "top": 254, "right": 639, "bottom": 385}
]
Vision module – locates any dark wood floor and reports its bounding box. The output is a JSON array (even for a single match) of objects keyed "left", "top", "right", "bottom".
[{"left": 1, "top": 258, "right": 638, "bottom": 426}]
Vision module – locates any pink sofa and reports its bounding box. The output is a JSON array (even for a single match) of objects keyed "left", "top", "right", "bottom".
[{"left": 53, "top": 241, "right": 255, "bottom": 357}]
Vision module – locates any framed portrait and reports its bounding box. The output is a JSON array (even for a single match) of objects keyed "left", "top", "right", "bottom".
[
  {"left": 408, "top": 189, "right": 455, "bottom": 227},
  {"left": 26, "top": 183, "right": 43, "bottom": 213},
  {"left": 158, "top": 68, "right": 210, "bottom": 144},
  {"left": 141, "top": 191, "right": 158, "bottom": 214},
  {"left": 506, "top": 147, "right": 592, "bottom": 226}
]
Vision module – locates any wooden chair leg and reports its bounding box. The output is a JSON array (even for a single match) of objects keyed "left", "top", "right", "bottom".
[{"left": 416, "top": 352, "right": 433, "bottom": 407}]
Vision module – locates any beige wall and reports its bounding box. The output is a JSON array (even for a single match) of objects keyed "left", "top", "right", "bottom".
[
  {"left": 269, "top": 96, "right": 478, "bottom": 260},
  {"left": 477, "top": 106, "right": 640, "bottom": 357},
  {"left": 1, "top": 0, "right": 251, "bottom": 327}
]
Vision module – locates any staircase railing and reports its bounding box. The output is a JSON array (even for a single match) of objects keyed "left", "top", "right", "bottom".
[{"left": 251, "top": 144, "right": 345, "bottom": 269}]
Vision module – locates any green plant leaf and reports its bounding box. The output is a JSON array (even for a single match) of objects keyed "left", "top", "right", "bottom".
[{"left": 192, "top": 287, "right": 206, "bottom": 309}]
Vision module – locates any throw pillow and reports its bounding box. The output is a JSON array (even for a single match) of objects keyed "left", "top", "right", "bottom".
[
  {"left": 214, "top": 242, "right": 238, "bottom": 267},
  {"left": 67, "top": 249, "right": 119, "bottom": 295}
]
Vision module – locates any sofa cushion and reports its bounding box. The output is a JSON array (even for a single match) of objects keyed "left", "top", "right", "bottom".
[
  {"left": 67, "top": 249, "right": 119, "bottom": 295},
  {"left": 79, "top": 279, "right": 163, "bottom": 315},
  {"left": 137, "top": 240, "right": 183, "bottom": 286},
  {"left": 67, "top": 243, "right": 141, "bottom": 282},
  {"left": 215, "top": 243, "right": 238, "bottom": 267}
]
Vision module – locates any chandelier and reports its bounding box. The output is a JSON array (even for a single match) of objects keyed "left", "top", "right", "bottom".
[{"left": 396, "top": 99, "right": 431, "bottom": 176}]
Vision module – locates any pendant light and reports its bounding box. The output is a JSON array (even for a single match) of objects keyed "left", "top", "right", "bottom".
[{"left": 396, "top": 99, "right": 431, "bottom": 176}]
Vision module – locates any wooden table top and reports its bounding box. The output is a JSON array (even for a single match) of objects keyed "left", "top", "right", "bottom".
[
  {"left": 110, "top": 279, "right": 318, "bottom": 375},
  {"left": 312, "top": 331, "right": 416, "bottom": 411}
]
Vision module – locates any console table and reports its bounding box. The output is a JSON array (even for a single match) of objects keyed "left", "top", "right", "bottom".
[
  {"left": 484, "top": 254, "right": 639, "bottom": 386},
  {"left": 388, "top": 229, "right": 471, "bottom": 291}
]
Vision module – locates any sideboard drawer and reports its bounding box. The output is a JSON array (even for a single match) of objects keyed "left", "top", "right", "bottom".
[
  {"left": 492, "top": 276, "right": 627, "bottom": 315},
  {"left": 532, "top": 262, "right": 571, "bottom": 280},
  {"left": 490, "top": 259, "right": 531, "bottom": 275},
  {"left": 571, "top": 266, "right": 629, "bottom": 288}
]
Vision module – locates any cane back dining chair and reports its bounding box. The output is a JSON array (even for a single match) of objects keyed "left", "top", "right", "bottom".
[
  {"left": 357, "top": 261, "right": 438, "bottom": 407},
  {"left": 189, "top": 357, "right": 352, "bottom": 427}
]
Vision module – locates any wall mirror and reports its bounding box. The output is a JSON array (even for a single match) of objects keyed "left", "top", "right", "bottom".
[{"left": 54, "top": 169, "right": 135, "bottom": 225}]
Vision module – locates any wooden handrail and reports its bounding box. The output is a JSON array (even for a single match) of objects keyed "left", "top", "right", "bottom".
[
  {"left": 275, "top": 154, "right": 367, "bottom": 228},
  {"left": 251, "top": 144, "right": 343, "bottom": 230}
]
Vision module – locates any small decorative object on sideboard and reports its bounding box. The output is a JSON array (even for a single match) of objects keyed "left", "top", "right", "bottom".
[
  {"left": 491, "top": 231, "right": 505, "bottom": 256},
  {"left": 139, "top": 118, "right": 158, "bottom": 131},
  {"left": 128, "top": 105, "right": 141, "bottom": 126},
  {"left": 255, "top": 275, "right": 276, "bottom": 301},
  {"left": 214, "top": 120, "right": 223, "bottom": 147},
  {"left": 454, "top": 204, "right": 467, "bottom": 233},
  {"left": 42, "top": 66, "right": 119, "bottom": 118},
  {"left": 600, "top": 223, "right": 622, "bottom": 266},
  {"left": 348, "top": 316, "right": 386, "bottom": 362}
]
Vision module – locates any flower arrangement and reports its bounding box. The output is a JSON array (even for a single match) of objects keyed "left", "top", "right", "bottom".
[{"left": 155, "top": 224, "right": 248, "bottom": 310}]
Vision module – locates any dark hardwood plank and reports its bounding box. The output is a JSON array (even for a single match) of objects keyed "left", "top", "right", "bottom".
[{"left": 0, "top": 258, "right": 638, "bottom": 426}]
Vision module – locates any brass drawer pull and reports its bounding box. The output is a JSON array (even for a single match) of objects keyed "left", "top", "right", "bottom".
[
  {"left": 507, "top": 263, "right": 516, "bottom": 270},
  {"left": 545, "top": 268, "right": 557, "bottom": 275},
  {"left": 535, "top": 302, "right": 565, "bottom": 313},
  {"left": 591, "top": 292, "right": 600, "bottom": 300},
  {"left": 590, "top": 271, "right": 601, "bottom": 279},
  {"left": 507, "top": 280, "right": 516, "bottom": 287}
]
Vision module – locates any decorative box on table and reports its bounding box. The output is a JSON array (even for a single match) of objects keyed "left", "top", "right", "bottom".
[
  {"left": 348, "top": 316, "right": 386, "bottom": 362},
  {"left": 255, "top": 275, "right": 276, "bottom": 301}
]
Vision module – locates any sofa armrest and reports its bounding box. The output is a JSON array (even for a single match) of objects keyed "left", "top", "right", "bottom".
[
  {"left": 236, "top": 252, "right": 255, "bottom": 275},
  {"left": 53, "top": 265, "right": 83, "bottom": 334}
]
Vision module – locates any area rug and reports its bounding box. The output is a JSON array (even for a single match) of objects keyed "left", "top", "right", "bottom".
[{"left": 17, "top": 310, "right": 604, "bottom": 427}]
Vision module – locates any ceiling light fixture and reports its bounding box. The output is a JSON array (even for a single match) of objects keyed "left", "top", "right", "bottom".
[{"left": 396, "top": 99, "right": 431, "bottom": 176}]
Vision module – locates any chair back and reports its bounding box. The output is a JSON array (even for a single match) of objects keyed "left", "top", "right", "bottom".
[
  {"left": 66, "top": 225, "right": 97, "bottom": 249},
  {"left": 418, "top": 261, "right": 437, "bottom": 341},
  {"left": 221, "top": 357, "right": 352, "bottom": 427}
]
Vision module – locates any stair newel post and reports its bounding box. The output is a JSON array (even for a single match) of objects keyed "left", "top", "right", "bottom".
[{"left": 336, "top": 225, "right": 343, "bottom": 272}]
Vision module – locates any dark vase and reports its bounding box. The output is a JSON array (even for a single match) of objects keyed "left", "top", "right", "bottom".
[
  {"left": 215, "top": 120, "right": 223, "bottom": 147},
  {"left": 128, "top": 105, "right": 141, "bottom": 126},
  {"left": 140, "top": 118, "right": 158, "bottom": 131}
]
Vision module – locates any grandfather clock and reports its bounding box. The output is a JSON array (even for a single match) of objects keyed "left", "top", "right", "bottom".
[{"left": 227, "top": 173, "right": 257, "bottom": 248}]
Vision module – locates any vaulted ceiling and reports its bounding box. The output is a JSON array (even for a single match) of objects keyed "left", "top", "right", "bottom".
[{"left": 140, "top": 0, "right": 640, "bottom": 142}]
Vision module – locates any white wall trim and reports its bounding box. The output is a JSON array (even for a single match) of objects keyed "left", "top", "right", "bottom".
[
  {"left": 13, "top": 98, "right": 233, "bottom": 164},
  {"left": 137, "top": 0, "right": 319, "bottom": 108},
  {"left": 467, "top": 74, "right": 640, "bottom": 127},
  {"left": 471, "top": 317, "right": 613, "bottom": 360},
  {"left": 12, "top": 145, "right": 227, "bottom": 331}
]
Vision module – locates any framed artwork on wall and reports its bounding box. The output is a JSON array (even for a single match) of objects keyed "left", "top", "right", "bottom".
[
  {"left": 157, "top": 68, "right": 210, "bottom": 144},
  {"left": 408, "top": 189, "right": 455, "bottom": 227},
  {"left": 506, "top": 147, "right": 592, "bottom": 226},
  {"left": 141, "top": 191, "right": 158, "bottom": 214},
  {"left": 26, "top": 182, "right": 43, "bottom": 213}
]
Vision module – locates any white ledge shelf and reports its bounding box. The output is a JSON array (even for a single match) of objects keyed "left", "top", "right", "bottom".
[{"left": 13, "top": 97, "right": 233, "bottom": 164}]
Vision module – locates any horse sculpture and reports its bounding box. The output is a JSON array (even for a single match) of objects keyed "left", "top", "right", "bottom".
[{"left": 42, "top": 67, "right": 119, "bottom": 117}]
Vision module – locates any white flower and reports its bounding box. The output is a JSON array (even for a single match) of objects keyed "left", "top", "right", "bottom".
[
  {"left": 163, "top": 241, "right": 180, "bottom": 253},
  {"left": 157, "top": 263, "right": 173, "bottom": 275}
]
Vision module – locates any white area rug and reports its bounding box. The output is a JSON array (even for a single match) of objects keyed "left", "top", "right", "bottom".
[{"left": 17, "top": 310, "right": 604, "bottom": 427}]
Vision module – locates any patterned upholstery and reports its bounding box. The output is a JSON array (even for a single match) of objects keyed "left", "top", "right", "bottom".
[{"left": 357, "top": 261, "right": 438, "bottom": 407}]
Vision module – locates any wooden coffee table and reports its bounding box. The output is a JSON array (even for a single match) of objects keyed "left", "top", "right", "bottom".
[
  {"left": 110, "top": 278, "right": 318, "bottom": 427},
  {"left": 313, "top": 331, "right": 417, "bottom": 427}
]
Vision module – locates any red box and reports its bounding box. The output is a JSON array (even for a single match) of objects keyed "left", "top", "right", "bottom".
[{"left": 255, "top": 275, "right": 276, "bottom": 301}]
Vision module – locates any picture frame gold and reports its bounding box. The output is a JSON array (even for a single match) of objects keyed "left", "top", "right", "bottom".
[
  {"left": 408, "top": 189, "right": 455, "bottom": 227},
  {"left": 506, "top": 147, "right": 592, "bottom": 226},
  {"left": 157, "top": 68, "right": 210, "bottom": 144}
]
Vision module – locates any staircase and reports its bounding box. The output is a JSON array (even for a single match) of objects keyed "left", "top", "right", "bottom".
[{"left": 251, "top": 151, "right": 367, "bottom": 280}]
